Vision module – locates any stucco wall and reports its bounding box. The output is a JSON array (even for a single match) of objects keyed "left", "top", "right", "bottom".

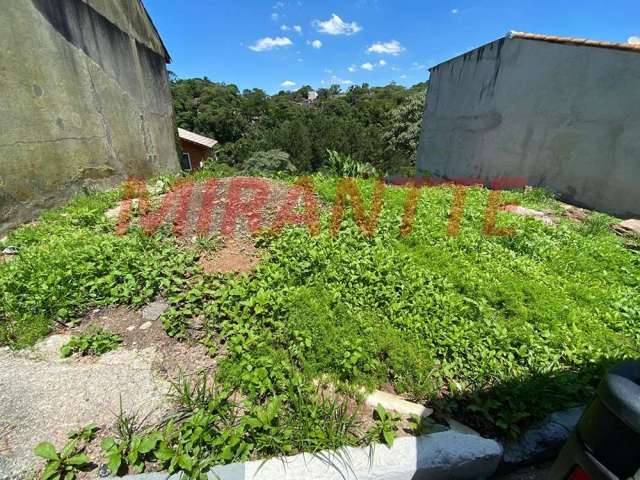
[
  {"left": 0, "top": 0, "right": 179, "bottom": 234},
  {"left": 417, "top": 37, "right": 640, "bottom": 218}
]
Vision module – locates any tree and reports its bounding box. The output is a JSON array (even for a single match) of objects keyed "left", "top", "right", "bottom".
[
  {"left": 382, "top": 90, "right": 427, "bottom": 170},
  {"left": 171, "top": 76, "right": 429, "bottom": 174}
]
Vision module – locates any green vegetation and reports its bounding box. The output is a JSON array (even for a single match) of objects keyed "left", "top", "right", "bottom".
[
  {"left": 3, "top": 170, "right": 639, "bottom": 477},
  {"left": 161, "top": 176, "right": 638, "bottom": 436},
  {"left": 171, "top": 78, "right": 427, "bottom": 174},
  {"left": 34, "top": 425, "right": 97, "bottom": 480},
  {"left": 60, "top": 328, "right": 123, "bottom": 358},
  {"left": 0, "top": 190, "right": 197, "bottom": 348},
  {"left": 100, "top": 373, "right": 361, "bottom": 478},
  {"left": 366, "top": 405, "right": 401, "bottom": 447}
]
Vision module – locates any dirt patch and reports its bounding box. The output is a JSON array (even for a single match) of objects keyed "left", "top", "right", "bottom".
[
  {"left": 77, "top": 305, "right": 217, "bottom": 380},
  {"left": 198, "top": 239, "right": 261, "bottom": 274}
]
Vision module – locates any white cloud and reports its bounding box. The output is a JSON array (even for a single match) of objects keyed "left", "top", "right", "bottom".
[
  {"left": 293, "top": 25, "right": 303, "bottom": 33},
  {"left": 273, "top": 1, "right": 285, "bottom": 8},
  {"left": 629, "top": 36, "right": 640, "bottom": 45},
  {"left": 347, "top": 65, "right": 357, "bottom": 72},
  {"left": 249, "top": 36, "right": 293, "bottom": 52},
  {"left": 361, "top": 62, "right": 374, "bottom": 71},
  {"left": 308, "top": 39, "right": 323, "bottom": 49},
  {"left": 367, "top": 40, "right": 405, "bottom": 55},
  {"left": 399, "top": 74, "right": 407, "bottom": 79},
  {"left": 281, "top": 80, "right": 296, "bottom": 87},
  {"left": 271, "top": 12, "right": 280, "bottom": 21},
  {"left": 411, "top": 61, "right": 427, "bottom": 70},
  {"left": 313, "top": 14, "right": 362, "bottom": 36},
  {"left": 378, "top": 59, "right": 387, "bottom": 66},
  {"left": 281, "top": 24, "right": 290, "bottom": 31},
  {"left": 451, "top": 8, "right": 459, "bottom": 14}
]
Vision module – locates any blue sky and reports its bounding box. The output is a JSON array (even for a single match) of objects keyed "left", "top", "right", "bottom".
[{"left": 145, "top": 0, "right": 639, "bottom": 93}]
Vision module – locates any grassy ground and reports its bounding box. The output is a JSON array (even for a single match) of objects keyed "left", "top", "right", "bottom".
[{"left": 1, "top": 173, "right": 638, "bottom": 476}]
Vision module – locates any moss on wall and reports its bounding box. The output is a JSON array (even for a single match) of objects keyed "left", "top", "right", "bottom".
[{"left": 0, "top": 0, "right": 179, "bottom": 234}]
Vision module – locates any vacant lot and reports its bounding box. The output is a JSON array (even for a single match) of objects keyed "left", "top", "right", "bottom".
[{"left": 0, "top": 173, "right": 638, "bottom": 477}]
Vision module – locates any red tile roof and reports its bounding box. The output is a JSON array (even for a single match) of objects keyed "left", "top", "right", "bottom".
[{"left": 508, "top": 31, "right": 640, "bottom": 53}]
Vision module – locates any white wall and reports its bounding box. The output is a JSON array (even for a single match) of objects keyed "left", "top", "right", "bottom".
[{"left": 417, "top": 37, "right": 640, "bottom": 218}]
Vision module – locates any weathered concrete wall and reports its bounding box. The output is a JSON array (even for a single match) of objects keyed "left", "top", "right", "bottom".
[
  {"left": 0, "top": 0, "right": 180, "bottom": 234},
  {"left": 417, "top": 37, "right": 640, "bottom": 218}
]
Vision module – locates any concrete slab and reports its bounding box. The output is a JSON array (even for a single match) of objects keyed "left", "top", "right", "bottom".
[
  {"left": 0, "top": 336, "right": 170, "bottom": 479},
  {"left": 121, "top": 430, "right": 503, "bottom": 480},
  {"left": 141, "top": 300, "right": 170, "bottom": 322},
  {"left": 365, "top": 390, "right": 433, "bottom": 418}
]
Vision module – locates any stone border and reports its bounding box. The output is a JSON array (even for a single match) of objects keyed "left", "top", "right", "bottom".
[
  {"left": 497, "top": 407, "right": 584, "bottom": 474},
  {"left": 111, "top": 406, "right": 586, "bottom": 479},
  {"left": 118, "top": 430, "right": 503, "bottom": 480}
]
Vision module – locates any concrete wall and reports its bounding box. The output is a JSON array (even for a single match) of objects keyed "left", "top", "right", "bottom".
[
  {"left": 0, "top": 0, "right": 180, "bottom": 234},
  {"left": 417, "top": 37, "right": 640, "bottom": 218}
]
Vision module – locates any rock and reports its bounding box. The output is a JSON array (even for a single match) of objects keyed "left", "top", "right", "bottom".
[
  {"left": 499, "top": 406, "right": 584, "bottom": 472},
  {"left": 126, "top": 325, "right": 136, "bottom": 332},
  {"left": 139, "top": 321, "right": 152, "bottom": 331},
  {"left": 141, "top": 299, "right": 170, "bottom": 322},
  {"left": 2, "top": 247, "right": 18, "bottom": 255},
  {"left": 104, "top": 204, "right": 122, "bottom": 220},
  {"left": 96, "top": 464, "right": 110, "bottom": 478},
  {"left": 148, "top": 179, "right": 167, "bottom": 196},
  {"left": 558, "top": 203, "right": 589, "bottom": 222},
  {"left": 503, "top": 205, "right": 555, "bottom": 225},
  {"left": 446, "top": 417, "right": 481, "bottom": 436},
  {"left": 365, "top": 390, "right": 433, "bottom": 418},
  {"left": 613, "top": 219, "right": 640, "bottom": 237}
]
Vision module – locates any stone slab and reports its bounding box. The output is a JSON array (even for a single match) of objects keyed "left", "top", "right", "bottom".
[{"left": 119, "top": 430, "right": 503, "bottom": 480}]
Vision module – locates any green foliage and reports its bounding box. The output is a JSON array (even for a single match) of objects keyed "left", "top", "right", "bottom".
[
  {"left": 366, "top": 405, "right": 401, "bottom": 447},
  {"left": 242, "top": 149, "right": 297, "bottom": 176},
  {"left": 99, "top": 373, "right": 359, "bottom": 479},
  {"left": 382, "top": 90, "right": 426, "bottom": 171},
  {"left": 60, "top": 328, "right": 122, "bottom": 358},
  {"left": 171, "top": 78, "right": 426, "bottom": 173},
  {"left": 325, "top": 150, "right": 378, "bottom": 178},
  {"left": 101, "top": 400, "right": 160, "bottom": 476},
  {"left": 161, "top": 176, "right": 639, "bottom": 437},
  {"left": 35, "top": 424, "right": 97, "bottom": 480},
  {"left": 0, "top": 191, "right": 197, "bottom": 347},
  {"left": 7, "top": 172, "right": 640, "bottom": 464}
]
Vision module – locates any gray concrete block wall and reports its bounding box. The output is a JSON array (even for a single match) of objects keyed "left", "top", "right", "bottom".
[
  {"left": 0, "top": 0, "right": 179, "bottom": 234},
  {"left": 417, "top": 37, "right": 640, "bottom": 218}
]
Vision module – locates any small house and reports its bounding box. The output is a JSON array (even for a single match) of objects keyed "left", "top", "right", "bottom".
[{"left": 178, "top": 128, "right": 218, "bottom": 171}]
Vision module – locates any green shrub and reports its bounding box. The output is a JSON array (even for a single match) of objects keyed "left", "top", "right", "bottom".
[
  {"left": 60, "top": 329, "right": 122, "bottom": 358},
  {"left": 325, "top": 150, "right": 378, "bottom": 178},
  {"left": 242, "top": 149, "right": 297, "bottom": 176}
]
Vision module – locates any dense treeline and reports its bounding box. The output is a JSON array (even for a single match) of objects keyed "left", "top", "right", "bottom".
[{"left": 171, "top": 77, "right": 427, "bottom": 175}]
